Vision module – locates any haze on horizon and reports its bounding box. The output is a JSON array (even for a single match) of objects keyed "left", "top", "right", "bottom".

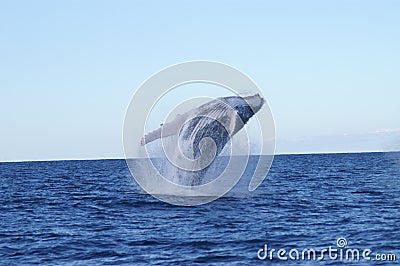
[{"left": 0, "top": 1, "right": 399, "bottom": 162}]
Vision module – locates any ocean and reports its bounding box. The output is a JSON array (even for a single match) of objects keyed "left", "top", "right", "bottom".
[{"left": 1, "top": 152, "right": 399, "bottom": 265}]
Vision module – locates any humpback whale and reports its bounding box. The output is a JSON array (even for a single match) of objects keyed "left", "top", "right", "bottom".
[{"left": 141, "top": 93, "right": 265, "bottom": 186}]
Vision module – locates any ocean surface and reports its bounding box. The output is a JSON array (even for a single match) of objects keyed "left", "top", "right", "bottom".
[{"left": 1, "top": 152, "right": 399, "bottom": 265}]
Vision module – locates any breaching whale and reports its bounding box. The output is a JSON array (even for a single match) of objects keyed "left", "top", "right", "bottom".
[{"left": 141, "top": 93, "right": 265, "bottom": 186}]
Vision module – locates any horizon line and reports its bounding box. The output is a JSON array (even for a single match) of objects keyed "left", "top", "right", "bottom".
[{"left": 1, "top": 150, "right": 399, "bottom": 163}]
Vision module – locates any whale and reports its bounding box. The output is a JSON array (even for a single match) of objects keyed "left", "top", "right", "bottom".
[{"left": 141, "top": 93, "right": 265, "bottom": 186}]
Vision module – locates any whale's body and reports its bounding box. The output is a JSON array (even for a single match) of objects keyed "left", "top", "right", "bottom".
[{"left": 141, "top": 94, "right": 264, "bottom": 186}]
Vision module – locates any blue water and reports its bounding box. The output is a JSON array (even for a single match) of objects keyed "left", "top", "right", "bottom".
[{"left": 1, "top": 152, "right": 399, "bottom": 265}]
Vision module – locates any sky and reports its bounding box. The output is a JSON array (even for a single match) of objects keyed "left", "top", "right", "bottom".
[{"left": 0, "top": 0, "right": 399, "bottom": 161}]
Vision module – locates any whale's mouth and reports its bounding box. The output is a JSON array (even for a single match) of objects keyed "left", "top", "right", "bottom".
[{"left": 243, "top": 93, "right": 265, "bottom": 114}]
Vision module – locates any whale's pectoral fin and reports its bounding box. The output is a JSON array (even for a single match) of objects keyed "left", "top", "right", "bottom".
[
  {"left": 141, "top": 127, "right": 161, "bottom": 145},
  {"left": 141, "top": 114, "right": 186, "bottom": 145}
]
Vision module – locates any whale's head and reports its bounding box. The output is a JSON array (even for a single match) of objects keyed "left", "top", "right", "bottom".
[
  {"left": 219, "top": 93, "right": 264, "bottom": 125},
  {"left": 243, "top": 93, "right": 265, "bottom": 114}
]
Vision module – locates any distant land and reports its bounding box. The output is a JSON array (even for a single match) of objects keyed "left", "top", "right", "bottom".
[{"left": 276, "top": 130, "right": 400, "bottom": 154}]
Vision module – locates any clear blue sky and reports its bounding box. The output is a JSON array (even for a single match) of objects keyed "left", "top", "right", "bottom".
[{"left": 1, "top": 0, "right": 399, "bottom": 161}]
